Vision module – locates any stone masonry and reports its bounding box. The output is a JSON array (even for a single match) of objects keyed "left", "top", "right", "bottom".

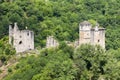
[
  {"left": 9, "top": 23, "right": 34, "bottom": 53},
  {"left": 9, "top": 21, "right": 105, "bottom": 51},
  {"left": 46, "top": 36, "right": 59, "bottom": 48},
  {"left": 79, "top": 21, "right": 105, "bottom": 48}
]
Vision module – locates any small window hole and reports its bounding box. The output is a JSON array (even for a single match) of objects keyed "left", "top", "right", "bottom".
[
  {"left": 19, "top": 41, "right": 22, "bottom": 44},
  {"left": 98, "top": 40, "right": 100, "bottom": 42},
  {"left": 27, "top": 33, "right": 29, "bottom": 36}
]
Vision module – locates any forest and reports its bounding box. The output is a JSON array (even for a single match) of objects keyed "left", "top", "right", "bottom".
[{"left": 0, "top": 0, "right": 120, "bottom": 80}]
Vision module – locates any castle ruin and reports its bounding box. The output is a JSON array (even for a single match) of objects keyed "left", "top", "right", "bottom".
[
  {"left": 9, "top": 23, "right": 34, "bottom": 53},
  {"left": 9, "top": 21, "right": 105, "bottom": 52},
  {"left": 79, "top": 21, "right": 105, "bottom": 48},
  {"left": 46, "top": 21, "right": 105, "bottom": 49}
]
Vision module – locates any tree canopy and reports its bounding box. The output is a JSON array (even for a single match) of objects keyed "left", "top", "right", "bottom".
[
  {"left": 0, "top": 0, "right": 120, "bottom": 80},
  {"left": 0, "top": 0, "right": 120, "bottom": 49}
]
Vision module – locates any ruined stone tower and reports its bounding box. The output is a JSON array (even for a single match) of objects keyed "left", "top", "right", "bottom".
[
  {"left": 79, "top": 21, "right": 105, "bottom": 48},
  {"left": 46, "top": 36, "right": 59, "bottom": 48},
  {"left": 9, "top": 23, "right": 34, "bottom": 53}
]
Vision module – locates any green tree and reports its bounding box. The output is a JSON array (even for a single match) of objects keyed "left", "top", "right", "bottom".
[{"left": 74, "top": 44, "right": 106, "bottom": 80}]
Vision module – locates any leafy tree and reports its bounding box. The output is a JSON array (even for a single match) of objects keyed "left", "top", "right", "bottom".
[
  {"left": 0, "top": 36, "right": 15, "bottom": 63},
  {"left": 74, "top": 44, "right": 106, "bottom": 80}
]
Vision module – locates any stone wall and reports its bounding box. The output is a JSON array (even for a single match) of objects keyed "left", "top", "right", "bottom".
[
  {"left": 79, "top": 21, "right": 105, "bottom": 48},
  {"left": 9, "top": 21, "right": 105, "bottom": 51},
  {"left": 9, "top": 23, "right": 34, "bottom": 53},
  {"left": 46, "top": 36, "right": 59, "bottom": 48}
]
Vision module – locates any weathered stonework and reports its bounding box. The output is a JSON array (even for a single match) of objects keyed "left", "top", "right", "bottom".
[
  {"left": 9, "top": 23, "right": 34, "bottom": 53},
  {"left": 46, "top": 36, "right": 59, "bottom": 48},
  {"left": 79, "top": 21, "right": 105, "bottom": 48},
  {"left": 74, "top": 40, "right": 79, "bottom": 48}
]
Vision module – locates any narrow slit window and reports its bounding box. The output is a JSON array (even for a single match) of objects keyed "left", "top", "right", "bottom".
[
  {"left": 98, "top": 40, "right": 100, "bottom": 42},
  {"left": 27, "top": 32, "right": 29, "bottom": 36},
  {"left": 19, "top": 41, "right": 22, "bottom": 44}
]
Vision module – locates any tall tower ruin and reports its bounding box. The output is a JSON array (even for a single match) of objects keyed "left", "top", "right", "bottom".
[
  {"left": 9, "top": 23, "right": 34, "bottom": 53},
  {"left": 79, "top": 21, "right": 105, "bottom": 48},
  {"left": 79, "top": 21, "right": 92, "bottom": 44}
]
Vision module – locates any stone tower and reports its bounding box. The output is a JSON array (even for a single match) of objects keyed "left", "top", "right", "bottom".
[
  {"left": 79, "top": 21, "right": 105, "bottom": 48},
  {"left": 79, "top": 21, "right": 92, "bottom": 44},
  {"left": 9, "top": 23, "right": 34, "bottom": 53}
]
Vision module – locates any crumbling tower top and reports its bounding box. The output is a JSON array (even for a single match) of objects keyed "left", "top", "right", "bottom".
[{"left": 79, "top": 21, "right": 92, "bottom": 30}]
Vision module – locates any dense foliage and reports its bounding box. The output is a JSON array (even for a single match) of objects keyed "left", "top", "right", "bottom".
[
  {"left": 0, "top": 0, "right": 120, "bottom": 80},
  {"left": 0, "top": 0, "right": 120, "bottom": 49},
  {"left": 4, "top": 44, "right": 120, "bottom": 80},
  {"left": 0, "top": 37, "right": 15, "bottom": 63}
]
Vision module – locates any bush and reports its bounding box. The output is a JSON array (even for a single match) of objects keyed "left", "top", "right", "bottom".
[{"left": 8, "top": 68, "right": 12, "bottom": 73}]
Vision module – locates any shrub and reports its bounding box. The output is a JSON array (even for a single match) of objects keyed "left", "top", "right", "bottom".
[{"left": 8, "top": 68, "right": 12, "bottom": 73}]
